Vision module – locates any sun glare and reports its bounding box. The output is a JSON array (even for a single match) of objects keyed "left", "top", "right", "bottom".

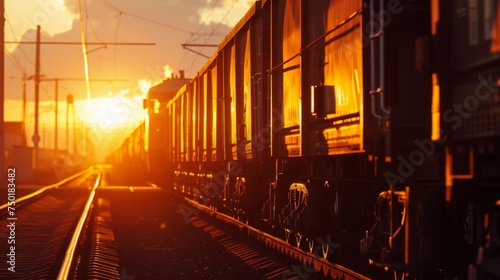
[
  {"left": 5, "top": 0, "right": 75, "bottom": 52},
  {"left": 164, "top": 65, "right": 173, "bottom": 80},
  {"left": 82, "top": 96, "right": 142, "bottom": 130}
]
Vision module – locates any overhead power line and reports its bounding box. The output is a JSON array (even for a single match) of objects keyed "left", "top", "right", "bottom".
[
  {"left": 94, "top": 0, "right": 225, "bottom": 37},
  {"left": 5, "top": 41, "right": 155, "bottom": 46},
  {"left": 181, "top": 43, "right": 218, "bottom": 59}
]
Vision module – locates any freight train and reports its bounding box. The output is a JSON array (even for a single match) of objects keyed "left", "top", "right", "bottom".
[
  {"left": 110, "top": 0, "right": 500, "bottom": 279},
  {"left": 108, "top": 72, "right": 190, "bottom": 180}
]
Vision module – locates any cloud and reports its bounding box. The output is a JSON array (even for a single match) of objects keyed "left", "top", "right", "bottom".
[
  {"left": 62, "top": 0, "right": 81, "bottom": 15},
  {"left": 6, "top": 0, "right": 76, "bottom": 51},
  {"left": 198, "top": 0, "right": 254, "bottom": 27}
]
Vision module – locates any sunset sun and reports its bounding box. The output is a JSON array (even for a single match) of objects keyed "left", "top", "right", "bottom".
[{"left": 82, "top": 95, "right": 144, "bottom": 131}]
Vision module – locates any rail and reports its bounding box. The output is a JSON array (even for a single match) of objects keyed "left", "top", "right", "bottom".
[
  {"left": 56, "top": 165, "right": 103, "bottom": 280},
  {"left": 184, "top": 197, "right": 371, "bottom": 280},
  {"left": 0, "top": 166, "right": 96, "bottom": 211}
]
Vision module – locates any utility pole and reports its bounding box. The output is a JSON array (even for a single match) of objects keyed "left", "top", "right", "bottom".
[
  {"left": 66, "top": 94, "right": 74, "bottom": 153},
  {"left": 33, "top": 25, "right": 41, "bottom": 170},
  {"left": 55, "top": 79, "right": 58, "bottom": 151},
  {"left": 22, "top": 73, "right": 27, "bottom": 144}
]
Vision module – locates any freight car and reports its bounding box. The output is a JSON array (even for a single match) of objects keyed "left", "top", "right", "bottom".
[
  {"left": 144, "top": 71, "right": 191, "bottom": 183},
  {"left": 108, "top": 73, "right": 190, "bottom": 181},
  {"left": 433, "top": 0, "right": 500, "bottom": 279},
  {"left": 144, "top": 0, "right": 499, "bottom": 279},
  {"left": 106, "top": 119, "right": 147, "bottom": 175}
]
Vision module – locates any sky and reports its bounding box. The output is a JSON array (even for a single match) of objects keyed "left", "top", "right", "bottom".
[{"left": 4, "top": 0, "right": 254, "bottom": 157}]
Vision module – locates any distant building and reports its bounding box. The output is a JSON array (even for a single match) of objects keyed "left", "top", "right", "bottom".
[{"left": 4, "top": 122, "right": 26, "bottom": 169}]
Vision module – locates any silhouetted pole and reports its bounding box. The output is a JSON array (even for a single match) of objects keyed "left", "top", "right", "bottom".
[
  {"left": 33, "top": 25, "right": 41, "bottom": 169},
  {"left": 55, "top": 79, "right": 58, "bottom": 151},
  {"left": 66, "top": 94, "right": 74, "bottom": 153},
  {"left": 73, "top": 103, "right": 76, "bottom": 153},
  {"left": 22, "top": 73, "right": 27, "bottom": 144},
  {"left": 66, "top": 95, "right": 70, "bottom": 152},
  {"left": 24, "top": 74, "right": 39, "bottom": 146},
  {"left": 0, "top": 0, "right": 4, "bottom": 176}
]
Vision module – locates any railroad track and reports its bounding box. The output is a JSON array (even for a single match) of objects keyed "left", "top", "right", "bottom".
[
  {"left": 180, "top": 196, "right": 387, "bottom": 280},
  {"left": 187, "top": 214, "right": 295, "bottom": 280},
  {"left": 0, "top": 165, "right": 120, "bottom": 279}
]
